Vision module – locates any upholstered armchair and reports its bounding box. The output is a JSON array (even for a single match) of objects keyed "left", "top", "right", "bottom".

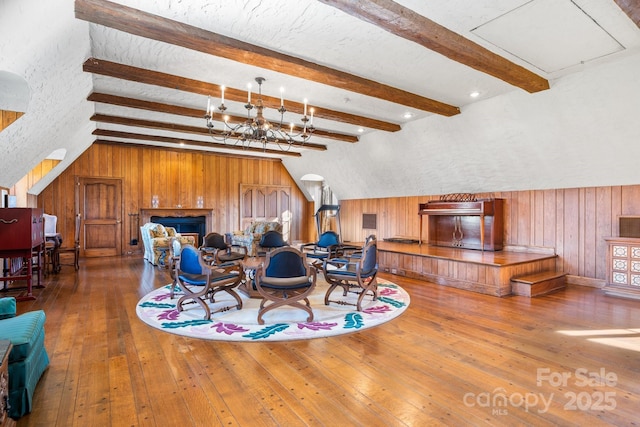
[
  {"left": 0, "top": 297, "right": 50, "bottom": 419},
  {"left": 230, "top": 221, "right": 282, "bottom": 256},
  {"left": 140, "top": 222, "right": 196, "bottom": 266}
]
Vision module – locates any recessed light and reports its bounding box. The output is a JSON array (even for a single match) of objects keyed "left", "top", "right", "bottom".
[
  {"left": 403, "top": 112, "right": 414, "bottom": 119},
  {"left": 357, "top": 127, "right": 364, "bottom": 133},
  {"left": 470, "top": 91, "right": 480, "bottom": 98}
]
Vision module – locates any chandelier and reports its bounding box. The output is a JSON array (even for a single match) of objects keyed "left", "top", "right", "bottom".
[{"left": 205, "top": 77, "right": 315, "bottom": 151}]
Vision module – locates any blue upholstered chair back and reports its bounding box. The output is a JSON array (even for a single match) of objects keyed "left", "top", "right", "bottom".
[
  {"left": 317, "top": 231, "right": 340, "bottom": 248},
  {"left": 203, "top": 232, "right": 227, "bottom": 250},
  {"left": 361, "top": 241, "right": 378, "bottom": 275},
  {"left": 265, "top": 249, "right": 307, "bottom": 278},
  {"left": 180, "top": 245, "right": 203, "bottom": 275},
  {"left": 259, "top": 230, "right": 287, "bottom": 248}
]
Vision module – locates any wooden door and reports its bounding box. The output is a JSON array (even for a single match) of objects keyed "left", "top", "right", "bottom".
[
  {"left": 239, "top": 184, "right": 291, "bottom": 241},
  {"left": 79, "top": 177, "right": 122, "bottom": 257}
]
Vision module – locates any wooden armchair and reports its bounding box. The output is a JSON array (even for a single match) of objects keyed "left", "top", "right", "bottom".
[
  {"left": 322, "top": 237, "right": 379, "bottom": 311},
  {"left": 171, "top": 244, "right": 244, "bottom": 320},
  {"left": 254, "top": 246, "right": 316, "bottom": 325},
  {"left": 200, "top": 232, "right": 247, "bottom": 264},
  {"left": 256, "top": 230, "right": 288, "bottom": 257},
  {"left": 300, "top": 231, "right": 357, "bottom": 267}
]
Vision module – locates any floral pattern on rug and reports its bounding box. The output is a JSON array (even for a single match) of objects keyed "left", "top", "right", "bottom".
[{"left": 136, "top": 279, "right": 410, "bottom": 341}]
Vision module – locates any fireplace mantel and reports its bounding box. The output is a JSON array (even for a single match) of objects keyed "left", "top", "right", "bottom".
[{"left": 140, "top": 208, "right": 214, "bottom": 231}]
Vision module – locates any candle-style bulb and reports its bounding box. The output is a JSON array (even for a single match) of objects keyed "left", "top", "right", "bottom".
[
  {"left": 303, "top": 98, "right": 308, "bottom": 116},
  {"left": 280, "top": 87, "right": 284, "bottom": 107},
  {"left": 247, "top": 83, "right": 252, "bottom": 103}
]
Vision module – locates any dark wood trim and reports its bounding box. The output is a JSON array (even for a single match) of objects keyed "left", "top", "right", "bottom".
[
  {"left": 92, "top": 135, "right": 302, "bottom": 158},
  {"left": 91, "top": 139, "right": 296, "bottom": 160},
  {"left": 615, "top": 0, "right": 640, "bottom": 28},
  {"left": 87, "top": 92, "right": 359, "bottom": 143},
  {"left": 319, "top": 0, "right": 549, "bottom": 93},
  {"left": 75, "top": 0, "right": 460, "bottom": 116}
]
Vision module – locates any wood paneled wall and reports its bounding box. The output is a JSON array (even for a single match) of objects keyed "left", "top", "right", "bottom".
[
  {"left": 34, "top": 139, "right": 640, "bottom": 282},
  {"left": 0, "top": 109, "right": 23, "bottom": 130},
  {"left": 37, "top": 143, "right": 312, "bottom": 254},
  {"left": 339, "top": 186, "right": 640, "bottom": 282}
]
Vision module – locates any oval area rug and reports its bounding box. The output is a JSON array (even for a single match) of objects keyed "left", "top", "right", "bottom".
[{"left": 136, "top": 278, "right": 410, "bottom": 342}]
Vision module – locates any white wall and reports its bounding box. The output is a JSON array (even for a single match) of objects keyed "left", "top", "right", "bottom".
[
  {"left": 0, "top": 0, "right": 95, "bottom": 191},
  {"left": 285, "top": 51, "right": 640, "bottom": 200}
]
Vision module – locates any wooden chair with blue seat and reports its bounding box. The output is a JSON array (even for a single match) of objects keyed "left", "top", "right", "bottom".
[
  {"left": 200, "top": 232, "right": 247, "bottom": 265},
  {"left": 322, "top": 236, "right": 379, "bottom": 312},
  {"left": 170, "top": 244, "right": 244, "bottom": 320},
  {"left": 254, "top": 246, "right": 317, "bottom": 325},
  {"left": 300, "top": 230, "right": 346, "bottom": 268},
  {"left": 256, "top": 230, "right": 288, "bottom": 257}
]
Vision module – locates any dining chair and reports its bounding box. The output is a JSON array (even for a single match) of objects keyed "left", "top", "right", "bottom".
[{"left": 57, "top": 213, "right": 81, "bottom": 271}]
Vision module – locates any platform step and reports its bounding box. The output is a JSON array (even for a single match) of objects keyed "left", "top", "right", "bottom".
[{"left": 511, "top": 271, "right": 566, "bottom": 297}]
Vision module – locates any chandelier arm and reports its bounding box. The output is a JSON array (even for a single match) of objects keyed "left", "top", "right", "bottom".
[{"left": 204, "top": 76, "right": 316, "bottom": 153}]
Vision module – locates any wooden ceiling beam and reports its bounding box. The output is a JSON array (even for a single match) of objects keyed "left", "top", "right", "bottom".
[
  {"left": 614, "top": 0, "right": 640, "bottom": 28},
  {"left": 88, "top": 92, "right": 359, "bottom": 143},
  {"left": 89, "top": 114, "right": 328, "bottom": 151},
  {"left": 318, "top": 0, "right": 550, "bottom": 93},
  {"left": 93, "top": 138, "right": 293, "bottom": 160},
  {"left": 75, "top": 0, "right": 460, "bottom": 116},
  {"left": 92, "top": 130, "right": 302, "bottom": 157},
  {"left": 84, "top": 59, "right": 400, "bottom": 133}
]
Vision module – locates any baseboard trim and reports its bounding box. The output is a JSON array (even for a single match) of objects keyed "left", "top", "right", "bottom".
[{"left": 566, "top": 275, "right": 605, "bottom": 288}]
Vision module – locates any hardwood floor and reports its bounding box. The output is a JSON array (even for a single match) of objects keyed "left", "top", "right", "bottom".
[{"left": 10, "top": 255, "right": 639, "bottom": 426}]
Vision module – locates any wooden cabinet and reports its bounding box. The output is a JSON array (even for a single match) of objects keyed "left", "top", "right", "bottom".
[
  {"left": 0, "top": 208, "right": 44, "bottom": 300},
  {"left": 239, "top": 184, "right": 291, "bottom": 241},
  {"left": 418, "top": 199, "right": 504, "bottom": 251},
  {"left": 0, "top": 208, "right": 44, "bottom": 250},
  {"left": 604, "top": 237, "right": 640, "bottom": 299}
]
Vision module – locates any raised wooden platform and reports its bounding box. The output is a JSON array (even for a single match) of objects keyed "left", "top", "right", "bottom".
[
  {"left": 373, "top": 241, "right": 559, "bottom": 297},
  {"left": 511, "top": 271, "right": 566, "bottom": 297}
]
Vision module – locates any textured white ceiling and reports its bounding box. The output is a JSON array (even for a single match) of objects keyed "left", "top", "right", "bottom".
[{"left": 1, "top": 0, "right": 640, "bottom": 201}]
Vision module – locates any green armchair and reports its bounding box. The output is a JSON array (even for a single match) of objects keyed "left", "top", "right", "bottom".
[{"left": 0, "top": 297, "right": 50, "bottom": 419}]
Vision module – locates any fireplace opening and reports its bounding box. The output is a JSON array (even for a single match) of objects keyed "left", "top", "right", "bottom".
[{"left": 151, "top": 215, "right": 207, "bottom": 246}]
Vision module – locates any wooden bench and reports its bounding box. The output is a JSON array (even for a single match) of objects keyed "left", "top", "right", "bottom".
[{"left": 511, "top": 271, "right": 566, "bottom": 297}]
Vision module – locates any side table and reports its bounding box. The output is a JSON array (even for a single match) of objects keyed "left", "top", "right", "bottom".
[{"left": 0, "top": 340, "right": 15, "bottom": 427}]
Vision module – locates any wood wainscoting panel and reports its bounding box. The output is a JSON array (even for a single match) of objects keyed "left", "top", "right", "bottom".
[{"left": 339, "top": 185, "right": 640, "bottom": 285}]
